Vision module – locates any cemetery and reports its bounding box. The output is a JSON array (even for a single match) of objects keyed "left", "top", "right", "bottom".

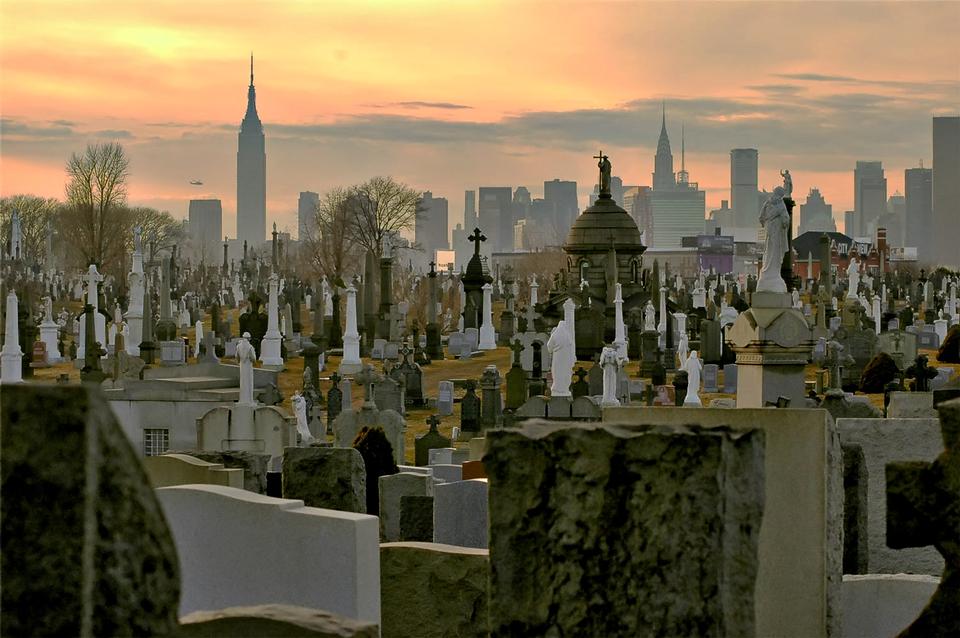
[{"left": 2, "top": 154, "right": 960, "bottom": 637}]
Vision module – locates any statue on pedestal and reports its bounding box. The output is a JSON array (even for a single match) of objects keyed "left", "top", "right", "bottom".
[
  {"left": 547, "top": 320, "right": 575, "bottom": 397},
  {"left": 756, "top": 169, "right": 793, "bottom": 294}
]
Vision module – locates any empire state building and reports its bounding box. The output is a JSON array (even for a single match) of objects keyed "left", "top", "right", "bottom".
[{"left": 237, "top": 55, "right": 266, "bottom": 246}]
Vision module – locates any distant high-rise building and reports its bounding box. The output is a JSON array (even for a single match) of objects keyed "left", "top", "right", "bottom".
[
  {"left": 237, "top": 55, "right": 266, "bottom": 246},
  {"left": 652, "top": 104, "right": 676, "bottom": 192},
  {"left": 188, "top": 199, "right": 223, "bottom": 263},
  {"left": 798, "top": 188, "right": 836, "bottom": 235},
  {"left": 478, "top": 186, "right": 513, "bottom": 253},
  {"left": 708, "top": 199, "right": 735, "bottom": 232},
  {"left": 650, "top": 126, "right": 705, "bottom": 248},
  {"left": 932, "top": 116, "right": 960, "bottom": 267},
  {"left": 730, "top": 148, "right": 759, "bottom": 228},
  {"left": 464, "top": 190, "right": 476, "bottom": 230},
  {"left": 628, "top": 186, "right": 654, "bottom": 246},
  {"left": 904, "top": 166, "right": 933, "bottom": 255},
  {"left": 844, "top": 211, "right": 856, "bottom": 237},
  {"left": 297, "top": 191, "right": 319, "bottom": 241},
  {"left": 854, "top": 161, "right": 886, "bottom": 237},
  {"left": 543, "top": 179, "right": 578, "bottom": 233},
  {"left": 415, "top": 191, "right": 449, "bottom": 263}
]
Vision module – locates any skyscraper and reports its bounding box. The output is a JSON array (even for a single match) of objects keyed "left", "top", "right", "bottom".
[
  {"left": 649, "top": 126, "right": 705, "bottom": 248},
  {"left": 652, "top": 104, "right": 676, "bottom": 192},
  {"left": 415, "top": 191, "right": 449, "bottom": 261},
  {"left": 904, "top": 166, "right": 932, "bottom": 255},
  {"left": 464, "top": 190, "right": 476, "bottom": 230},
  {"left": 798, "top": 188, "right": 835, "bottom": 235},
  {"left": 730, "top": 148, "right": 759, "bottom": 228},
  {"left": 297, "top": 191, "right": 319, "bottom": 241},
  {"left": 543, "top": 179, "right": 578, "bottom": 233},
  {"left": 237, "top": 55, "right": 266, "bottom": 247},
  {"left": 854, "top": 161, "right": 886, "bottom": 238},
  {"left": 478, "top": 186, "right": 513, "bottom": 253},
  {"left": 932, "top": 116, "right": 960, "bottom": 267},
  {"left": 188, "top": 199, "right": 223, "bottom": 263}
]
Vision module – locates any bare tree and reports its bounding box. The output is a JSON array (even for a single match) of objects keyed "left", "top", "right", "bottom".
[
  {"left": 61, "top": 142, "right": 130, "bottom": 270},
  {"left": 306, "top": 187, "right": 362, "bottom": 283},
  {"left": 128, "top": 206, "right": 185, "bottom": 256},
  {"left": 345, "top": 176, "right": 422, "bottom": 261},
  {"left": 0, "top": 194, "right": 61, "bottom": 265}
]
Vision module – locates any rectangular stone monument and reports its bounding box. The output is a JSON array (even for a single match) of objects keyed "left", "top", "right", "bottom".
[
  {"left": 917, "top": 331, "right": 940, "bottom": 349},
  {"left": 282, "top": 447, "right": 366, "bottom": 513},
  {"left": 484, "top": 422, "right": 764, "bottom": 637},
  {"left": 723, "top": 363, "right": 738, "bottom": 394},
  {"left": 371, "top": 339, "right": 387, "bottom": 360},
  {"left": 437, "top": 381, "right": 454, "bottom": 416},
  {"left": 433, "top": 479, "right": 488, "bottom": 549},
  {"left": 603, "top": 407, "right": 841, "bottom": 638},
  {"left": 702, "top": 363, "right": 719, "bottom": 393},
  {"left": 379, "top": 472, "right": 434, "bottom": 542}
]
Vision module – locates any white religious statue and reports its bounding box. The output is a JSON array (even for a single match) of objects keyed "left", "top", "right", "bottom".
[
  {"left": 756, "top": 170, "right": 792, "bottom": 294},
  {"left": 194, "top": 320, "right": 203, "bottom": 358},
  {"left": 846, "top": 258, "right": 860, "bottom": 300},
  {"left": 643, "top": 300, "right": 656, "bottom": 331},
  {"left": 546, "top": 320, "right": 575, "bottom": 397},
  {"left": 681, "top": 350, "right": 703, "bottom": 407},
  {"left": 677, "top": 331, "right": 689, "bottom": 367},
  {"left": 599, "top": 346, "right": 622, "bottom": 408},
  {"left": 291, "top": 393, "right": 315, "bottom": 445},
  {"left": 237, "top": 332, "right": 257, "bottom": 406}
]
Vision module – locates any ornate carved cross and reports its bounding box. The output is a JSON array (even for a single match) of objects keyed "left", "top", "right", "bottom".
[{"left": 468, "top": 228, "right": 486, "bottom": 256}]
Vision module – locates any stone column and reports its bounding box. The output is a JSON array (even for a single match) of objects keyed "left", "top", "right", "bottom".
[
  {"left": 39, "top": 296, "right": 62, "bottom": 363},
  {"left": 657, "top": 286, "right": 668, "bottom": 348},
  {"left": 126, "top": 243, "right": 144, "bottom": 356},
  {"left": 479, "top": 283, "right": 496, "bottom": 350},
  {"left": 1, "top": 291, "right": 24, "bottom": 382},
  {"left": 339, "top": 285, "right": 362, "bottom": 374},
  {"left": 259, "top": 273, "right": 283, "bottom": 367},
  {"left": 363, "top": 250, "right": 378, "bottom": 345},
  {"left": 458, "top": 280, "right": 466, "bottom": 331},
  {"left": 479, "top": 365, "right": 502, "bottom": 429},
  {"left": 563, "top": 297, "right": 576, "bottom": 359},
  {"left": 613, "top": 283, "right": 627, "bottom": 360},
  {"left": 379, "top": 257, "right": 394, "bottom": 340}
]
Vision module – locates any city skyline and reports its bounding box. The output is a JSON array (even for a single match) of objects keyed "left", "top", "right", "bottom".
[{"left": 2, "top": 1, "right": 958, "bottom": 238}]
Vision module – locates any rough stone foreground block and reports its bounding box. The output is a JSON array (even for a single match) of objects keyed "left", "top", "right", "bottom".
[
  {"left": 283, "top": 446, "right": 366, "bottom": 513},
  {"left": 170, "top": 449, "right": 270, "bottom": 494},
  {"left": 604, "top": 406, "right": 841, "bottom": 638},
  {"left": 380, "top": 542, "right": 489, "bottom": 638},
  {"left": 888, "top": 391, "right": 937, "bottom": 418},
  {"left": 434, "top": 479, "right": 489, "bottom": 549},
  {"left": 484, "top": 421, "right": 764, "bottom": 637},
  {"left": 157, "top": 484, "right": 380, "bottom": 625},
  {"left": 1, "top": 385, "right": 180, "bottom": 637},
  {"left": 145, "top": 453, "right": 244, "bottom": 489},
  {"left": 841, "top": 574, "right": 939, "bottom": 638},
  {"left": 379, "top": 472, "right": 433, "bottom": 542},
  {"left": 175, "top": 604, "right": 378, "bottom": 637},
  {"left": 399, "top": 495, "right": 434, "bottom": 542},
  {"left": 837, "top": 418, "right": 943, "bottom": 575}
]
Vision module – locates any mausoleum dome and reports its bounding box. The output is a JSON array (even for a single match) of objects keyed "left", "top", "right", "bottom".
[{"left": 564, "top": 193, "right": 644, "bottom": 255}]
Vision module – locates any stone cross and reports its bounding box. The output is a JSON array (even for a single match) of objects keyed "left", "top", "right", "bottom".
[
  {"left": 905, "top": 354, "right": 938, "bottom": 392},
  {"left": 354, "top": 365, "right": 381, "bottom": 404},
  {"left": 885, "top": 400, "right": 960, "bottom": 635},
  {"left": 509, "top": 339, "right": 524, "bottom": 367},
  {"left": 426, "top": 414, "right": 441, "bottom": 433},
  {"left": 468, "top": 228, "right": 487, "bottom": 256}
]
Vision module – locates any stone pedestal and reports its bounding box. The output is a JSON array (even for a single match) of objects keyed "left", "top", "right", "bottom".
[
  {"left": 728, "top": 291, "right": 813, "bottom": 408},
  {"left": 39, "top": 321, "right": 62, "bottom": 363}
]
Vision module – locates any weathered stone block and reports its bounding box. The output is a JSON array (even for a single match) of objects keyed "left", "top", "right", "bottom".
[
  {"left": 399, "top": 495, "right": 434, "bottom": 542},
  {"left": 1, "top": 385, "right": 180, "bottom": 637},
  {"left": 176, "top": 604, "right": 378, "bottom": 637},
  {"left": 380, "top": 542, "right": 488, "bottom": 638},
  {"left": 379, "top": 472, "right": 433, "bottom": 542},
  {"left": 145, "top": 453, "right": 244, "bottom": 489},
  {"left": 484, "top": 421, "right": 764, "bottom": 637},
  {"left": 283, "top": 446, "right": 366, "bottom": 513},
  {"left": 169, "top": 449, "right": 271, "bottom": 494},
  {"left": 434, "top": 479, "right": 488, "bottom": 549}
]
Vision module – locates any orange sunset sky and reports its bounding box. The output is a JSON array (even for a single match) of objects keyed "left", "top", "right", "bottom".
[{"left": 2, "top": 0, "right": 958, "bottom": 240}]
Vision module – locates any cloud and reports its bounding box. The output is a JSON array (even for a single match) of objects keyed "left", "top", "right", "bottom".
[
  {"left": 90, "top": 129, "right": 133, "bottom": 139},
  {"left": 364, "top": 101, "right": 472, "bottom": 110},
  {"left": 1, "top": 118, "right": 75, "bottom": 139}
]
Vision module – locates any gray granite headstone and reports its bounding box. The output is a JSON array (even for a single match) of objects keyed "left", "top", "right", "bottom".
[
  {"left": 702, "top": 364, "right": 719, "bottom": 393},
  {"left": 723, "top": 363, "right": 738, "bottom": 394},
  {"left": 437, "top": 381, "right": 454, "bottom": 416}
]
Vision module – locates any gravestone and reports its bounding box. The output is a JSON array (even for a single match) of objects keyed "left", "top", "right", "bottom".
[
  {"left": 480, "top": 366, "right": 503, "bottom": 430},
  {"left": 460, "top": 380, "right": 481, "bottom": 433},
  {"left": 484, "top": 422, "right": 764, "bottom": 636},
  {"left": 917, "top": 331, "right": 940, "bottom": 350},
  {"left": 437, "top": 380, "right": 454, "bottom": 416},
  {"left": 326, "top": 373, "right": 343, "bottom": 431},
  {"left": 702, "top": 363, "right": 719, "bottom": 393},
  {"left": 434, "top": 479, "right": 489, "bottom": 549},
  {"left": 1, "top": 385, "right": 180, "bottom": 636},
  {"left": 399, "top": 495, "right": 434, "bottom": 542},
  {"left": 571, "top": 367, "right": 589, "bottom": 399},
  {"left": 885, "top": 399, "right": 960, "bottom": 636},
  {"left": 282, "top": 446, "right": 366, "bottom": 513},
  {"left": 504, "top": 364, "right": 528, "bottom": 411},
  {"left": 415, "top": 415, "right": 452, "bottom": 467},
  {"left": 723, "top": 363, "right": 738, "bottom": 394},
  {"left": 587, "top": 361, "right": 603, "bottom": 396},
  {"left": 371, "top": 339, "right": 387, "bottom": 360}
]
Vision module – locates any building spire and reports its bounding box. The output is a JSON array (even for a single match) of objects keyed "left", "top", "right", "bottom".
[
  {"left": 250, "top": 52, "right": 254, "bottom": 86},
  {"left": 241, "top": 53, "right": 261, "bottom": 132},
  {"left": 661, "top": 100, "right": 667, "bottom": 133},
  {"left": 681, "top": 124, "right": 685, "bottom": 171}
]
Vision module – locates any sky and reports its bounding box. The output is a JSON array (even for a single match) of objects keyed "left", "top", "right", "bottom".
[{"left": 2, "top": 0, "right": 958, "bottom": 240}]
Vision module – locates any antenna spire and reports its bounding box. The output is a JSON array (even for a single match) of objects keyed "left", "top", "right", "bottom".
[
  {"left": 681, "top": 124, "right": 685, "bottom": 171},
  {"left": 250, "top": 53, "right": 254, "bottom": 86}
]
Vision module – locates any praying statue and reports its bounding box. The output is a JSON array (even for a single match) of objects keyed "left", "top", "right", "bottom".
[
  {"left": 643, "top": 300, "right": 656, "bottom": 331},
  {"left": 599, "top": 346, "right": 621, "bottom": 407},
  {"left": 680, "top": 350, "right": 703, "bottom": 407},
  {"left": 846, "top": 258, "right": 860, "bottom": 300},
  {"left": 757, "top": 178, "right": 791, "bottom": 294},
  {"left": 546, "top": 320, "right": 575, "bottom": 397},
  {"left": 291, "top": 392, "right": 315, "bottom": 445},
  {"left": 237, "top": 332, "right": 257, "bottom": 406}
]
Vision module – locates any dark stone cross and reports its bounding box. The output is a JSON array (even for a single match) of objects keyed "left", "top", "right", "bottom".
[
  {"left": 426, "top": 414, "right": 441, "bottom": 433},
  {"left": 354, "top": 365, "right": 381, "bottom": 405},
  {"left": 905, "top": 354, "right": 938, "bottom": 392},
  {"left": 509, "top": 339, "right": 524, "bottom": 368},
  {"left": 469, "top": 228, "right": 486, "bottom": 257},
  {"left": 885, "top": 399, "right": 960, "bottom": 636},
  {"left": 429, "top": 261, "right": 436, "bottom": 276}
]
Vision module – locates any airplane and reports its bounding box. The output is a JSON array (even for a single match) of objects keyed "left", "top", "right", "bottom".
[{"left": 189, "top": 179, "right": 203, "bottom": 186}]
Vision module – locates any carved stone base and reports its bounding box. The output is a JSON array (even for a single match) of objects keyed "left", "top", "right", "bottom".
[{"left": 728, "top": 292, "right": 813, "bottom": 408}]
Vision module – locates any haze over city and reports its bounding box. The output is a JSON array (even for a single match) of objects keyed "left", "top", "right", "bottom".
[{"left": 2, "top": 0, "right": 958, "bottom": 237}]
